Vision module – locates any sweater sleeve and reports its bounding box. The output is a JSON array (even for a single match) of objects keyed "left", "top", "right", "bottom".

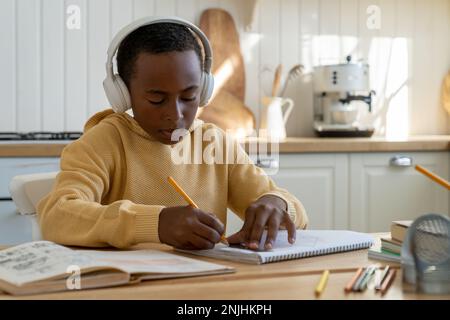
[
  {"left": 36, "top": 125, "right": 164, "bottom": 249},
  {"left": 226, "top": 137, "right": 308, "bottom": 229}
]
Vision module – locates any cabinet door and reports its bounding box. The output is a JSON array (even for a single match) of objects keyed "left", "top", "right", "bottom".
[
  {"left": 226, "top": 153, "right": 349, "bottom": 234},
  {"left": 350, "top": 152, "right": 449, "bottom": 232},
  {"left": 270, "top": 154, "right": 349, "bottom": 230}
]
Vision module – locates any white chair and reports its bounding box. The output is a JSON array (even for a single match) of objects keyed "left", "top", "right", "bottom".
[{"left": 9, "top": 172, "right": 58, "bottom": 215}]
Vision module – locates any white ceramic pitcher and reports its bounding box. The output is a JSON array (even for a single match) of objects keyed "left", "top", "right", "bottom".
[{"left": 259, "top": 96, "right": 294, "bottom": 140}]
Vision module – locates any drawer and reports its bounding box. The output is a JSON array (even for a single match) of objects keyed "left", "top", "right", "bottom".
[{"left": 0, "top": 158, "right": 60, "bottom": 198}]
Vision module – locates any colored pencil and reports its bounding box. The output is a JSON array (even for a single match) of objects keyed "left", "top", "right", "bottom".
[
  {"left": 315, "top": 270, "right": 330, "bottom": 296},
  {"left": 358, "top": 265, "right": 376, "bottom": 291},
  {"left": 352, "top": 266, "right": 369, "bottom": 292},
  {"left": 375, "top": 265, "right": 390, "bottom": 290},
  {"left": 380, "top": 269, "right": 397, "bottom": 296},
  {"left": 344, "top": 267, "right": 364, "bottom": 293}
]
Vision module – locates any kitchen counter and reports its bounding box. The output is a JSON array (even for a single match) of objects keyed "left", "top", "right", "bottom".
[
  {"left": 1, "top": 135, "right": 450, "bottom": 157},
  {"left": 0, "top": 141, "right": 70, "bottom": 157},
  {"left": 241, "top": 135, "right": 450, "bottom": 153}
]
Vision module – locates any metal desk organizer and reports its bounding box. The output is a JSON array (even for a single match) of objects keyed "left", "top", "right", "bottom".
[{"left": 401, "top": 213, "right": 450, "bottom": 294}]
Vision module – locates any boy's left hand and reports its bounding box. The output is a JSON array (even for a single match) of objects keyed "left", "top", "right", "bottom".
[{"left": 227, "top": 195, "right": 296, "bottom": 250}]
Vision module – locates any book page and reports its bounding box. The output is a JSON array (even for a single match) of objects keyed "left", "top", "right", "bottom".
[
  {"left": 0, "top": 241, "right": 96, "bottom": 286},
  {"left": 209, "top": 230, "right": 321, "bottom": 253},
  {"left": 203, "top": 230, "right": 320, "bottom": 262},
  {"left": 78, "top": 249, "right": 234, "bottom": 274},
  {"left": 0, "top": 242, "right": 234, "bottom": 288},
  {"left": 257, "top": 230, "right": 374, "bottom": 261}
]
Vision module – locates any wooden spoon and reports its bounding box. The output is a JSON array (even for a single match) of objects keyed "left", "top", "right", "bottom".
[{"left": 271, "top": 64, "right": 283, "bottom": 97}]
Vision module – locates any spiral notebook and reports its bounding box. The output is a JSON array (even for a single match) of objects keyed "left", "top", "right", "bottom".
[{"left": 178, "top": 230, "right": 374, "bottom": 264}]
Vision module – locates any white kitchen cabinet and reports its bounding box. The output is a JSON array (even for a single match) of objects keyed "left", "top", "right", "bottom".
[
  {"left": 227, "top": 151, "right": 449, "bottom": 235},
  {"left": 226, "top": 153, "right": 349, "bottom": 234},
  {"left": 270, "top": 154, "right": 349, "bottom": 230},
  {"left": 0, "top": 158, "right": 60, "bottom": 198},
  {"left": 349, "top": 152, "right": 449, "bottom": 233}
]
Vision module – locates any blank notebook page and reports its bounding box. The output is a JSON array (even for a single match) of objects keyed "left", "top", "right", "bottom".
[{"left": 178, "top": 230, "right": 374, "bottom": 264}]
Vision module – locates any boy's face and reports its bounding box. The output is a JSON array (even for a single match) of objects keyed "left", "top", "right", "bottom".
[{"left": 128, "top": 50, "right": 202, "bottom": 145}]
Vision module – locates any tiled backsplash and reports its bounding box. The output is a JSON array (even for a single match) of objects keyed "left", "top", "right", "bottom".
[{"left": 1, "top": 0, "right": 449, "bottom": 136}]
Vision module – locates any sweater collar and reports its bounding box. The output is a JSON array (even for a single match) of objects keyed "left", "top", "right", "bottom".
[
  {"left": 119, "top": 112, "right": 203, "bottom": 143},
  {"left": 84, "top": 108, "right": 203, "bottom": 144}
]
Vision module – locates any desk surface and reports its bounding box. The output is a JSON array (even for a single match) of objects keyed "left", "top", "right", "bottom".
[{"left": 1, "top": 237, "right": 449, "bottom": 300}]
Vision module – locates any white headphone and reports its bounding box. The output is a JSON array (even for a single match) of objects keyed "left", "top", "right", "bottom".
[{"left": 103, "top": 16, "right": 214, "bottom": 113}]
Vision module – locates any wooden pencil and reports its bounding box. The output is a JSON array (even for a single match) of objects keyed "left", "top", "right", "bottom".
[
  {"left": 415, "top": 165, "right": 450, "bottom": 190},
  {"left": 167, "top": 176, "right": 229, "bottom": 246},
  {"left": 167, "top": 176, "right": 198, "bottom": 209}
]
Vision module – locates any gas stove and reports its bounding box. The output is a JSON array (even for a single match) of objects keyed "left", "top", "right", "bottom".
[{"left": 0, "top": 132, "right": 82, "bottom": 141}]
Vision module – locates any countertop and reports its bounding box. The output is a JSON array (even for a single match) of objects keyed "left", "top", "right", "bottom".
[
  {"left": 0, "top": 135, "right": 450, "bottom": 157},
  {"left": 241, "top": 135, "right": 450, "bottom": 154}
]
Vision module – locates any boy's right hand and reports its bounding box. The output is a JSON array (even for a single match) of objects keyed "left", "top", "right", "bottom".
[{"left": 158, "top": 206, "right": 225, "bottom": 250}]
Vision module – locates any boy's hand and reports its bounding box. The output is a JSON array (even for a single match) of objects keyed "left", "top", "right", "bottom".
[
  {"left": 227, "top": 195, "right": 296, "bottom": 250},
  {"left": 158, "top": 206, "right": 225, "bottom": 250}
]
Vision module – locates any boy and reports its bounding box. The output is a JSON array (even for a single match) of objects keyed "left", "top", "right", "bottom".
[{"left": 37, "top": 21, "right": 308, "bottom": 251}]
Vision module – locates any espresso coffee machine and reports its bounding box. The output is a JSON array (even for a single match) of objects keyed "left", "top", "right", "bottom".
[{"left": 313, "top": 56, "right": 375, "bottom": 137}]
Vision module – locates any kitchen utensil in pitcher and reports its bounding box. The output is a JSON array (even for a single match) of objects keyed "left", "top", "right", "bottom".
[
  {"left": 271, "top": 64, "right": 283, "bottom": 97},
  {"left": 259, "top": 96, "right": 294, "bottom": 140},
  {"left": 279, "top": 64, "right": 304, "bottom": 97}
]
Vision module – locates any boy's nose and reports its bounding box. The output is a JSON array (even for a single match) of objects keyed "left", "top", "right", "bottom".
[{"left": 164, "top": 101, "right": 184, "bottom": 122}]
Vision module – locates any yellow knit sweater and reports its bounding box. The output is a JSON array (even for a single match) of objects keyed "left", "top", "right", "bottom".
[{"left": 37, "top": 109, "right": 308, "bottom": 248}]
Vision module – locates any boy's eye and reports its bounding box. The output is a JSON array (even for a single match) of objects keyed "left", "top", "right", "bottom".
[
  {"left": 147, "top": 99, "right": 164, "bottom": 105},
  {"left": 181, "top": 96, "right": 196, "bottom": 102}
]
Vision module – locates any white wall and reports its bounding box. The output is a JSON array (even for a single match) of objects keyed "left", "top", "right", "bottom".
[{"left": 1, "top": 0, "right": 449, "bottom": 136}]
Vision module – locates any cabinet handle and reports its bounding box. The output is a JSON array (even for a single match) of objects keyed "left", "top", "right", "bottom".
[
  {"left": 256, "top": 158, "right": 279, "bottom": 169},
  {"left": 389, "top": 156, "right": 413, "bottom": 167}
]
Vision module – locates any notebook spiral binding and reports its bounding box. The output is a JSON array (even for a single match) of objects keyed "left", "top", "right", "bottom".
[{"left": 263, "top": 241, "right": 372, "bottom": 264}]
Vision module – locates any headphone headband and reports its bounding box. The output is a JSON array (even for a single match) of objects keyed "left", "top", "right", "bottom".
[
  {"left": 104, "top": 16, "right": 215, "bottom": 112},
  {"left": 105, "top": 16, "right": 212, "bottom": 76}
]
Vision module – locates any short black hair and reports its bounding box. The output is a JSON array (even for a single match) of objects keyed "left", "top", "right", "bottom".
[{"left": 117, "top": 23, "right": 203, "bottom": 87}]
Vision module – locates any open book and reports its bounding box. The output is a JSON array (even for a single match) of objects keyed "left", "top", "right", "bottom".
[
  {"left": 0, "top": 241, "right": 234, "bottom": 296},
  {"left": 178, "top": 230, "right": 374, "bottom": 264}
]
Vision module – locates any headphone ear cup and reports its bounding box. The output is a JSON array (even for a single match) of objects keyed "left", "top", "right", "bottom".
[
  {"left": 103, "top": 76, "right": 120, "bottom": 113},
  {"left": 199, "top": 72, "right": 214, "bottom": 107},
  {"left": 103, "top": 74, "right": 131, "bottom": 113},
  {"left": 114, "top": 75, "right": 131, "bottom": 112}
]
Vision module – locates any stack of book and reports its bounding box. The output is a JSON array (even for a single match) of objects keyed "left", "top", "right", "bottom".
[
  {"left": 368, "top": 220, "right": 412, "bottom": 263},
  {"left": 390, "top": 220, "right": 412, "bottom": 243}
]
